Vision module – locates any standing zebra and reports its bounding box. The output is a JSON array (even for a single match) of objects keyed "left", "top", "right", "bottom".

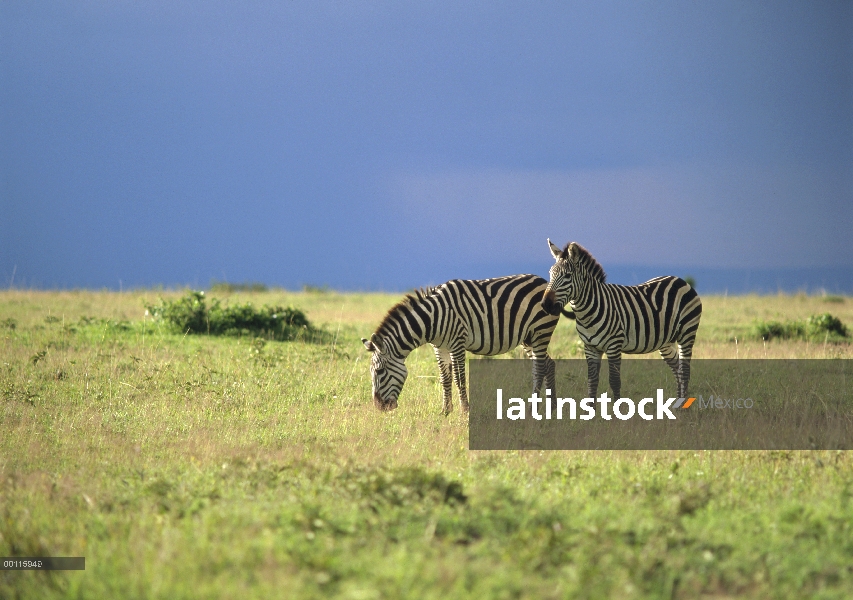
[
  {"left": 361, "top": 275, "right": 573, "bottom": 414},
  {"left": 541, "top": 240, "right": 702, "bottom": 400}
]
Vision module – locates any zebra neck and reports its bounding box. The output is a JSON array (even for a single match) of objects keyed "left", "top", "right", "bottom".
[
  {"left": 386, "top": 336, "right": 419, "bottom": 359},
  {"left": 570, "top": 278, "right": 602, "bottom": 320},
  {"left": 382, "top": 298, "right": 436, "bottom": 357}
]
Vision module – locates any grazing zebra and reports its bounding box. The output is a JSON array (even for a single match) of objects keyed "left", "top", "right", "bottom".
[
  {"left": 361, "top": 275, "right": 574, "bottom": 414},
  {"left": 541, "top": 240, "right": 702, "bottom": 400}
]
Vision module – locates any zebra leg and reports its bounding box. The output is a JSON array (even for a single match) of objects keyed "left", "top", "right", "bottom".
[
  {"left": 605, "top": 347, "right": 622, "bottom": 399},
  {"left": 524, "top": 344, "right": 545, "bottom": 394},
  {"left": 450, "top": 346, "right": 469, "bottom": 414},
  {"left": 523, "top": 321, "right": 556, "bottom": 393},
  {"left": 584, "top": 347, "right": 602, "bottom": 398},
  {"left": 677, "top": 291, "right": 702, "bottom": 399},
  {"left": 544, "top": 355, "right": 556, "bottom": 397},
  {"left": 525, "top": 347, "right": 555, "bottom": 396},
  {"left": 541, "top": 354, "right": 556, "bottom": 415},
  {"left": 528, "top": 351, "right": 557, "bottom": 418},
  {"left": 659, "top": 343, "right": 682, "bottom": 396},
  {"left": 677, "top": 342, "right": 694, "bottom": 399},
  {"left": 433, "top": 345, "right": 454, "bottom": 415}
]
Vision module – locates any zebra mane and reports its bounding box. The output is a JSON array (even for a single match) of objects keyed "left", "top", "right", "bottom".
[
  {"left": 562, "top": 242, "right": 607, "bottom": 283},
  {"left": 375, "top": 287, "right": 436, "bottom": 338}
]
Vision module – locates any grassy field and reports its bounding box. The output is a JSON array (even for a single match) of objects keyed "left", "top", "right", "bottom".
[{"left": 1, "top": 289, "right": 852, "bottom": 599}]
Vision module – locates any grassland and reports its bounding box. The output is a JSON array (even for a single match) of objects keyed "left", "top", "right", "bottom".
[{"left": 1, "top": 289, "right": 852, "bottom": 599}]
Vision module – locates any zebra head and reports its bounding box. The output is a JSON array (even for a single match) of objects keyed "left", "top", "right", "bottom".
[
  {"left": 542, "top": 238, "right": 575, "bottom": 316},
  {"left": 361, "top": 333, "right": 407, "bottom": 411}
]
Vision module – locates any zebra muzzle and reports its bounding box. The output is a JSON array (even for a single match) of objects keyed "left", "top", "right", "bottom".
[
  {"left": 374, "top": 393, "right": 398, "bottom": 411},
  {"left": 541, "top": 291, "right": 562, "bottom": 316}
]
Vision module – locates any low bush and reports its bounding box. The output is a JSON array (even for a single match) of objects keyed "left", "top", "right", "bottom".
[
  {"left": 806, "top": 313, "right": 848, "bottom": 337},
  {"left": 752, "top": 320, "right": 805, "bottom": 341},
  {"left": 145, "top": 291, "right": 314, "bottom": 341},
  {"left": 752, "top": 312, "right": 848, "bottom": 341}
]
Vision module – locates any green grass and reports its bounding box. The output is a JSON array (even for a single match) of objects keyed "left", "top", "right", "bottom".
[{"left": 1, "top": 289, "right": 853, "bottom": 599}]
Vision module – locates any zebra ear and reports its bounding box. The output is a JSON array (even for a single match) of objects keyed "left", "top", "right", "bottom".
[
  {"left": 548, "top": 239, "right": 562, "bottom": 260},
  {"left": 366, "top": 333, "right": 384, "bottom": 353},
  {"left": 568, "top": 242, "right": 579, "bottom": 260}
]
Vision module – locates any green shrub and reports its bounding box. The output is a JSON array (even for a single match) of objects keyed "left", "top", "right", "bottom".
[
  {"left": 752, "top": 313, "right": 848, "bottom": 342},
  {"left": 807, "top": 313, "right": 848, "bottom": 337},
  {"left": 145, "top": 291, "right": 314, "bottom": 340},
  {"left": 752, "top": 320, "right": 805, "bottom": 341}
]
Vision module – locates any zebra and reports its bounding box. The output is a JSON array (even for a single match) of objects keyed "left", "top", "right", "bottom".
[
  {"left": 361, "top": 274, "right": 574, "bottom": 414},
  {"left": 540, "top": 240, "right": 702, "bottom": 400}
]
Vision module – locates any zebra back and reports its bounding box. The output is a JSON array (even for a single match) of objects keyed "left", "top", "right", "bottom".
[{"left": 373, "top": 274, "right": 559, "bottom": 356}]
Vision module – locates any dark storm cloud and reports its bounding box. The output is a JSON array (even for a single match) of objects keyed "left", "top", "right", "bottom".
[{"left": 1, "top": 1, "right": 850, "bottom": 290}]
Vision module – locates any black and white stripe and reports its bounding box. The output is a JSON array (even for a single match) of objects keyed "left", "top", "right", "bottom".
[
  {"left": 362, "top": 274, "right": 571, "bottom": 413},
  {"left": 541, "top": 240, "right": 702, "bottom": 399}
]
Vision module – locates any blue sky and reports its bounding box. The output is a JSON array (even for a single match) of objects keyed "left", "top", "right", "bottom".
[{"left": 2, "top": 1, "right": 851, "bottom": 291}]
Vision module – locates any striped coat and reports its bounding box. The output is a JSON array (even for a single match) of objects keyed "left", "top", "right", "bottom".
[
  {"left": 541, "top": 240, "right": 702, "bottom": 399},
  {"left": 362, "top": 274, "right": 571, "bottom": 413}
]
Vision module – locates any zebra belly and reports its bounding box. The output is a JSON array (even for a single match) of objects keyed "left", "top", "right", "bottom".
[
  {"left": 577, "top": 324, "right": 676, "bottom": 354},
  {"left": 622, "top": 338, "right": 677, "bottom": 354},
  {"left": 467, "top": 343, "right": 519, "bottom": 357},
  {"left": 621, "top": 321, "right": 679, "bottom": 353},
  {"left": 426, "top": 339, "right": 519, "bottom": 357}
]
